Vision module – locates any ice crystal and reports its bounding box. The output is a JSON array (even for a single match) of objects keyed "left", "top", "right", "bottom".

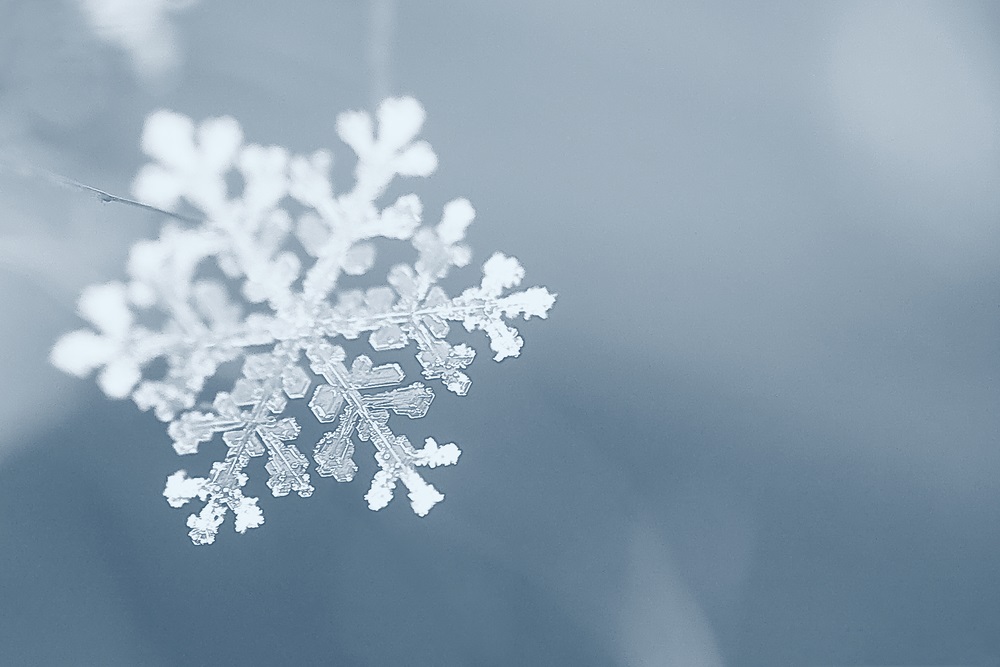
[
  {"left": 52, "top": 97, "right": 555, "bottom": 544},
  {"left": 78, "top": 0, "right": 199, "bottom": 81}
]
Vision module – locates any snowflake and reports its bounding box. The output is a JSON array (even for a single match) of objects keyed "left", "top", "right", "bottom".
[
  {"left": 78, "top": 0, "right": 199, "bottom": 81},
  {"left": 51, "top": 97, "right": 555, "bottom": 544}
]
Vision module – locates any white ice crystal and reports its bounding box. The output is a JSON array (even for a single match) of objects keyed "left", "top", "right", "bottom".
[
  {"left": 52, "top": 97, "right": 555, "bottom": 545},
  {"left": 78, "top": 0, "right": 199, "bottom": 81}
]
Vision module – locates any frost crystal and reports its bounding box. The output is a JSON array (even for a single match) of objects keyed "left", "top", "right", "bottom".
[
  {"left": 52, "top": 97, "right": 555, "bottom": 544},
  {"left": 78, "top": 0, "right": 199, "bottom": 81}
]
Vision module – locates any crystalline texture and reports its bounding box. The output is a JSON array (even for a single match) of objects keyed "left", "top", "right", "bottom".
[{"left": 51, "top": 97, "right": 556, "bottom": 544}]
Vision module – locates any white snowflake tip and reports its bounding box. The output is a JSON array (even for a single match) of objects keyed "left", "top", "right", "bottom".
[
  {"left": 97, "top": 358, "right": 142, "bottom": 399},
  {"left": 376, "top": 97, "right": 426, "bottom": 151},
  {"left": 50, "top": 330, "right": 115, "bottom": 377},
  {"left": 379, "top": 194, "right": 423, "bottom": 239},
  {"left": 128, "top": 281, "right": 157, "bottom": 308},
  {"left": 393, "top": 141, "right": 437, "bottom": 177},
  {"left": 79, "top": 0, "right": 198, "bottom": 81},
  {"left": 487, "top": 326, "right": 524, "bottom": 362},
  {"left": 77, "top": 282, "right": 132, "bottom": 336},
  {"left": 233, "top": 496, "right": 265, "bottom": 533},
  {"left": 419, "top": 438, "right": 461, "bottom": 468},
  {"left": 407, "top": 479, "right": 445, "bottom": 517},
  {"left": 125, "top": 238, "right": 162, "bottom": 283},
  {"left": 186, "top": 501, "right": 226, "bottom": 546},
  {"left": 504, "top": 287, "right": 557, "bottom": 320},
  {"left": 139, "top": 109, "right": 195, "bottom": 167},
  {"left": 196, "top": 116, "right": 244, "bottom": 170},
  {"left": 365, "top": 470, "right": 396, "bottom": 511},
  {"left": 437, "top": 198, "right": 475, "bottom": 245},
  {"left": 163, "top": 470, "right": 205, "bottom": 508},
  {"left": 336, "top": 110, "right": 375, "bottom": 156},
  {"left": 481, "top": 253, "right": 525, "bottom": 293},
  {"left": 342, "top": 243, "right": 375, "bottom": 275}
]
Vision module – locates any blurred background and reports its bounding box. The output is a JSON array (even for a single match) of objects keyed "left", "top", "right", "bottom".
[{"left": 1, "top": 1, "right": 999, "bottom": 665}]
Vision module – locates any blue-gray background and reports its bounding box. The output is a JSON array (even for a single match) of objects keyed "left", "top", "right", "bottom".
[{"left": 1, "top": 1, "right": 999, "bottom": 665}]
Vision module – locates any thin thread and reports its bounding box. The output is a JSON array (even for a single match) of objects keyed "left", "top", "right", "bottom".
[{"left": 0, "top": 159, "right": 201, "bottom": 225}]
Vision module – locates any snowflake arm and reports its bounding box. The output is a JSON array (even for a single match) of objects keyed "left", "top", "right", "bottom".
[{"left": 304, "top": 341, "right": 458, "bottom": 515}]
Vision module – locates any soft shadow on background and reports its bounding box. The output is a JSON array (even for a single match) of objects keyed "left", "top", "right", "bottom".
[{"left": 1, "top": 1, "right": 999, "bottom": 665}]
